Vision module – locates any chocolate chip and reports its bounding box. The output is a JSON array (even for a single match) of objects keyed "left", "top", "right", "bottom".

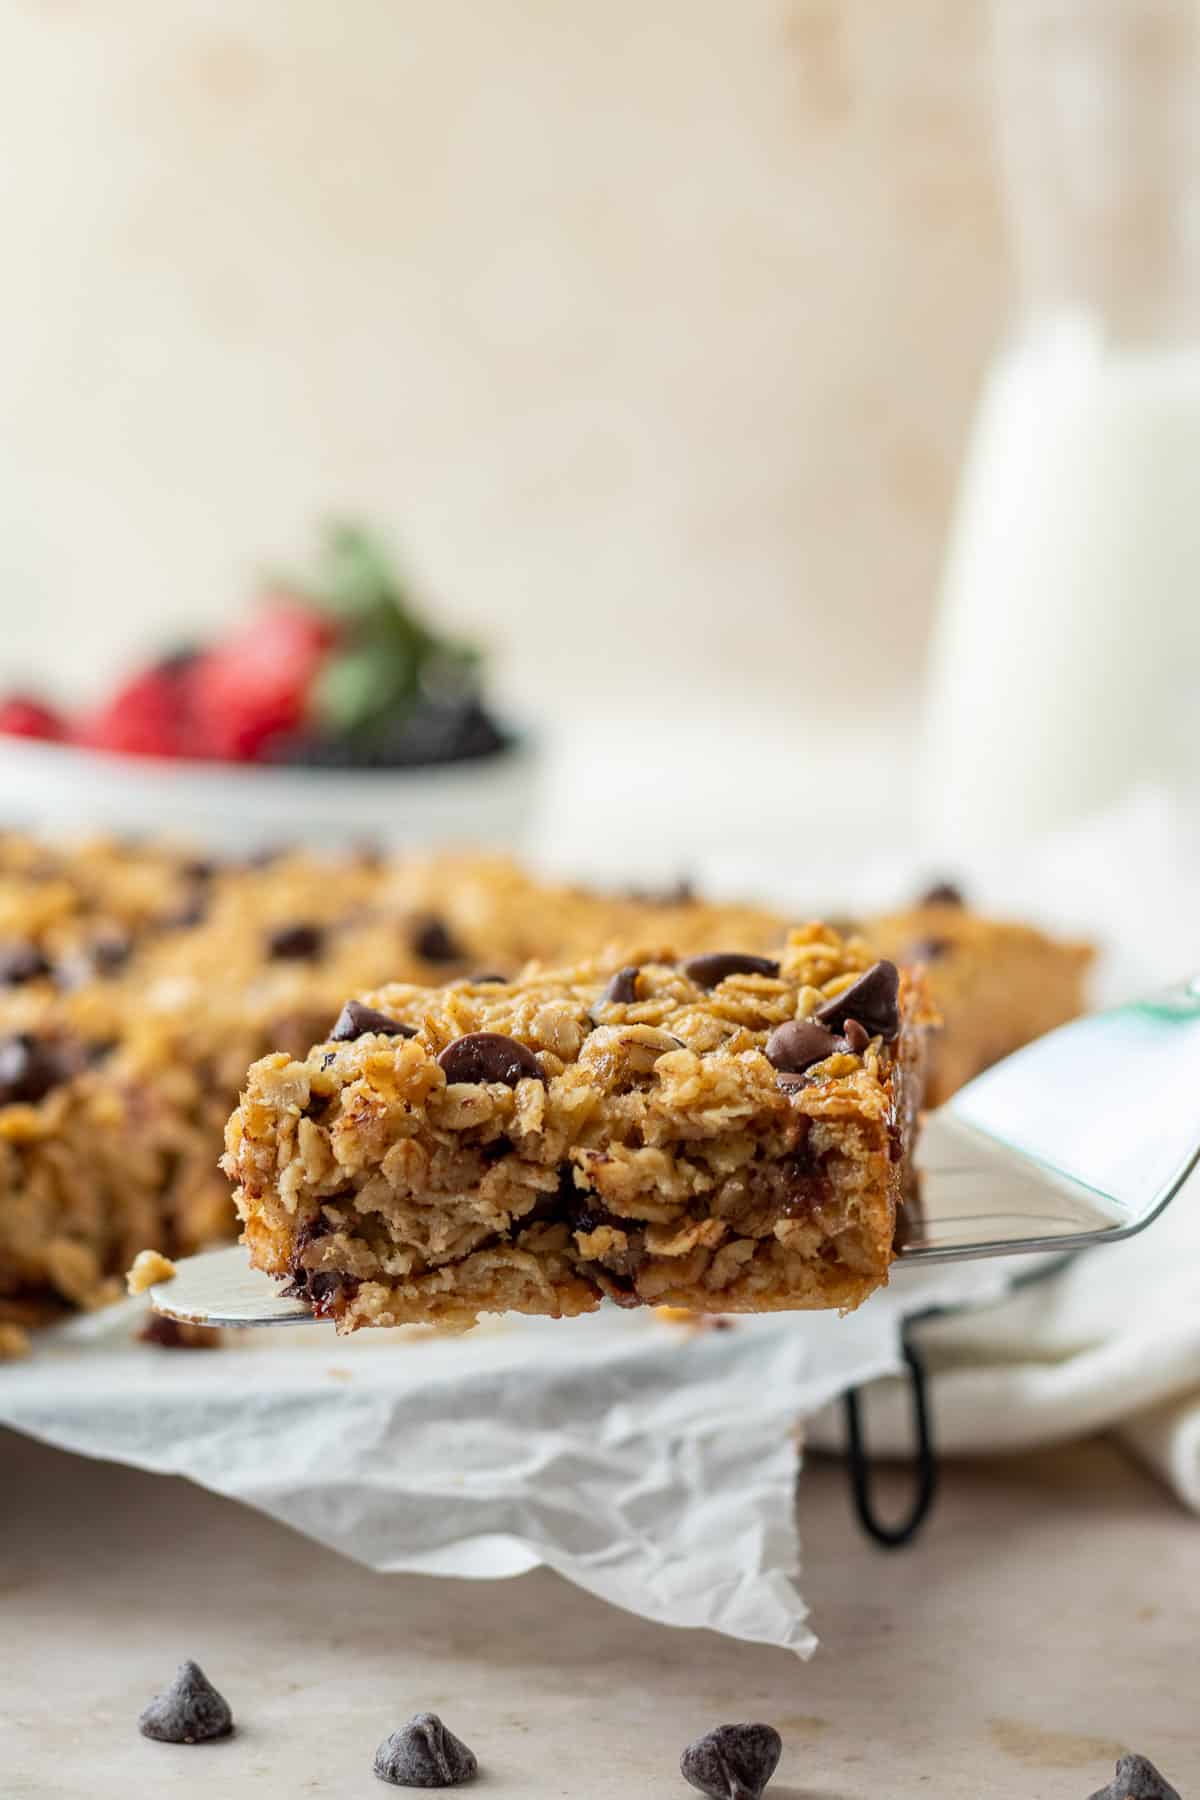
[
  {"left": 0, "top": 1035, "right": 73, "bottom": 1106},
  {"left": 843, "top": 1017, "right": 870, "bottom": 1053},
  {"left": 181, "top": 857, "right": 218, "bottom": 882},
  {"left": 906, "top": 935, "right": 952, "bottom": 964},
  {"left": 437, "top": 1032, "right": 544, "bottom": 1087},
  {"left": 1088, "top": 1754, "right": 1182, "bottom": 1800},
  {"left": 329, "top": 999, "right": 416, "bottom": 1043},
  {"left": 682, "top": 953, "right": 780, "bottom": 989},
  {"left": 470, "top": 971, "right": 507, "bottom": 985},
  {"left": 161, "top": 894, "right": 208, "bottom": 931},
  {"left": 681, "top": 1722, "right": 782, "bottom": 1800},
  {"left": 266, "top": 921, "right": 325, "bottom": 961},
  {"left": 600, "top": 964, "right": 640, "bottom": 1005},
  {"left": 57, "top": 930, "right": 133, "bottom": 989},
  {"left": 919, "top": 878, "right": 965, "bottom": 908},
  {"left": 411, "top": 915, "right": 464, "bottom": 964},
  {"left": 137, "top": 1660, "right": 233, "bottom": 1744},
  {"left": 374, "top": 1713, "right": 478, "bottom": 1787},
  {"left": 0, "top": 941, "right": 51, "bottom": 986},
  {"left": 626, "top": 876, "right": 695, "bottom": 905},
  {"left": 816, "top": 960, "right": 900, "bottom": 1041},
  {"left": 764, "top": 1020, "right": 836, "bottom": 1074},
  {"left": 137, "top": 1315, "right": 220, "bottom": 1350}
]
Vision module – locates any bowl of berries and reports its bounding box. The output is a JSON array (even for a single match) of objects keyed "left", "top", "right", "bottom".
[{"left": 0, "top": 525, "right": 538, "bottom": 853}]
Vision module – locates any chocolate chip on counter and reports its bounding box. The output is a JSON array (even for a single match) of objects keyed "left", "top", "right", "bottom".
[
  {"left": 137, "top": 1660, "right": 233, "bottom": 1744},
  {"left": 918, "top": 878, "right": 965, "bottom": 908},
  {"left": 681, "top": 1722, "right": 782, "bottom": 1800},
  {"left": 0, "top": 941, "right": 51, "bottom": 986},
  {"left": 815, "top": 960, "right": 901, "bottom": 1041},
  {"left": 411, "top": 915, "right": 465, "bottom": 964},
  {"left": 329, "top": 999, "right": 416, "bottom": 1043},
  {"left": 374, "top": 1713, "right": 478, "bottom": 1787},
  {"left": 266, "top": 921, "right": 325, "bottom": 961},
  {"left": 437, "top": 1032, "right": 544, "bottom": 1087},
  {"left": 600, "top": 964, "right": 641, "bottom": 1005},
  {"left": 843, "top": 1017, "right": 870, "bottom": 1053},
  {"left": 905, "top": 935, "right": 952, "bottom": 965},
  {"left": 470, "top": 971, "right": 507, "bottom": 985},
  {"left": 764, "top": 1020, "right": 836, "bottom": 1075},
  {"left": 0, "top": 1035, "right": 73, "bottom": 1107},
  {"left": 1088, "top": 1754, "right": 1182, "bottom": 1800},
  {"left": 682, "top": 952, "right": 781, "bottom": 989}
]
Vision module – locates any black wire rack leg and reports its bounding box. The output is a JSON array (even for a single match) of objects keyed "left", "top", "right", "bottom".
[{"left": 842, "top": 1331, "right": 938, "bottom": 1549}]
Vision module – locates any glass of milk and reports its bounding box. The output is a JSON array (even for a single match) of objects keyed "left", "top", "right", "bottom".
[{"left": 918, "top": 0, "right": 1200, "bottom": 855}]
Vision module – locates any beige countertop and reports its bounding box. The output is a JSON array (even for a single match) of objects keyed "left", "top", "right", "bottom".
[{"left": 2, "top": 1428, "right": 1195, "bottom": 1799}]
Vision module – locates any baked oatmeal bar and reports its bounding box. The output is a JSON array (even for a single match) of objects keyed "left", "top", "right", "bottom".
[
  {"left": 225, "top": 930, "right": 932, "bottom": 1330},
  {"left": 867, "top": 883, "right": 1093, "bottom": 1107}
]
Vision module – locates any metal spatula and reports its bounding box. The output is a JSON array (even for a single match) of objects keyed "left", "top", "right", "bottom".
[{"left": 149, "top": 977, "right": 1200, "bottom": 1328}]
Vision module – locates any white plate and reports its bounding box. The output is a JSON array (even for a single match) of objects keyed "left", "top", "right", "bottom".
[{"left": 0, "top": 730, "right": 541, "bottom": 853}]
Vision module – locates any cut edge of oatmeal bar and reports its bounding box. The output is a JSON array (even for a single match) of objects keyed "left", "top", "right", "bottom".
[{"left": 224, "top": 929, "right": 934, "bottom": 1332}]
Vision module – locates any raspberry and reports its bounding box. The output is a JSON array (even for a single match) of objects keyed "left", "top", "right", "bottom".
[
  {"left": 187, "top": 603, "right": 335, "bottom": 762},
  {"left": 0, "top": 695, "right": 66, "bottom": 742}
]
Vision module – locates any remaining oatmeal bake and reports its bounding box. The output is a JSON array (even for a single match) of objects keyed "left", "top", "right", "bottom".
[
  {"left": 225, "top": 935, "right": 932, "bottom": 1329},
  {"left": 0, "top": 836, "right": 1092, "bottom": 1343},
  {"left": 869, "top": 881, "right": 1094, "bottom": 1107}
]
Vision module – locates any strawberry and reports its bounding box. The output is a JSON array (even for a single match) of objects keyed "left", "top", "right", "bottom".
[
  {"left": 186, "top": 603, "right": 336, "bottom": 762},
  {"left": 76, "top": 664, "right": 190, "bottom": 759},
  {"left": 0, "top": 695, "right": 66, "bottom": 742}
]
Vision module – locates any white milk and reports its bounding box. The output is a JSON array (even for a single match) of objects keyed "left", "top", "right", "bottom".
[{"left": 918, "top": 316, "right": 1200, "bottom": 853}]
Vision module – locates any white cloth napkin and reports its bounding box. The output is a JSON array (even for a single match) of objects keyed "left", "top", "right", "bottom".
[
  {"left": 807, "top": 1174, "right": 1200, "bottom": 1507},
  {"left": 800, "top": 787, "right": 1200, "bottom": 1506}
]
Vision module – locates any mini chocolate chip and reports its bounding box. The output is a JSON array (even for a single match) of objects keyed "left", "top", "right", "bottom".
[
  {"left": 0, "top": 942, "right": 51, "bottom": 986},
  {"left": 137, "top": 1660, "right": 233, "bottom": 1744},
  {"left": 906, "top": 935, "right": 952, "bottom": 964},
  {"left": 266, "top": 921, "right": 325, "bottom": 961},
  {"left": 919, "top": 878, "right": 965, "bottom": 908},
  {"left": 626, "top": 876, "right": 695, "bottom": 905},
  {"left": 374, "top": 1712, "right": 478, "bottom": 1787},
  {"left": 437, "top": 1032, "right": 544, "bottom": 1087},
  {"left": 1088, "top": 1754, "right": 1182, "bottom": 1800},
  {"left": 470, "top": 971, "right": 507, "bottom": 985},
  {"left": 681, "top": 1722, "right": 782, "bottom": 1800},
  {"left": 682, "top": 952, "right": 780, "bottom": 989},
  {"left": 161, "top": 894, "right": 208, "bottom": 931},
  {"left": 600, "top": 964, "right": 640, "bottom": 1005},
  {"left": 58, "top": 931, "right": 133, "bottom": 989},
  {"left": 411, "top": 915, "right": 464, "bottom": 963},
  {"left": 137, "top": 1315, "right": 220, "bottom": 1350},
  {"left": 843, "top": 1017, "right": 870, "bottom": 1053},
  {"left": 329, "top": 999, "right": 416, "bottom": 1043},
  {"left": 181, "top": 857, "right": 218, "bottom": 882},
  {"left": 0, "top": 1035, "right": 73, "bottom": 1106},
  {"left": 764, "top": 1020, "right": 836, "bottom": 1074},
  {"left": 816, "top": 960, "right": 900, "bottom": 1041}
]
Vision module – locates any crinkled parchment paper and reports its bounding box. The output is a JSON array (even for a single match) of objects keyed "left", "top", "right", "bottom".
[{"left": 0, "top": 1262, "right": 1004, "bottom": 1651}]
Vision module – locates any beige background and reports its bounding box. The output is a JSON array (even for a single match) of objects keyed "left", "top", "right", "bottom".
[{"left": 0, "top": 0, "right": 1012, "bottom": 722}]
